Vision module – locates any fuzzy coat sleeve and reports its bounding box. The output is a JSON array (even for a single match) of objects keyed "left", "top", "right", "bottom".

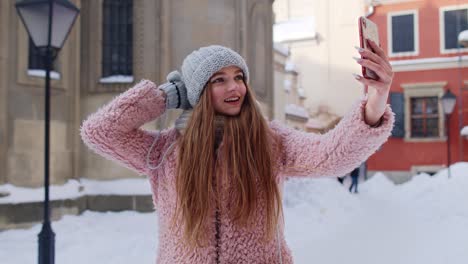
[
  {"left": 270, "top": 97, "right": 395, "bottom": 178},
  {"left": 80, "top": 79, "right": 169, "bottom": 176}
]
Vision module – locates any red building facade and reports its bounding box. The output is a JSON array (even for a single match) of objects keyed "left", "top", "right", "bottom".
[{"left": 366, "top": 0, "right": 468, "bottom": 181}]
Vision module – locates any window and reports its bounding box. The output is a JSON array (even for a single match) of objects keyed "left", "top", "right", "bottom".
[
  {"left": 28, "top": 38, "right": 59, "bottom": 79},
  {"left": 28, "top": 38, "right": 56, "bottom": 71},
  {"left": 102, "top": 0, "right": 133, "bottom": 78},
  {"left": 401, "top": 82, "right": 446, "bottom": 141},
  {"left": 440, "top": 6, "right": 468, "bottom": 53},
  {"left": 388, "top": 10, "right": 419, "bottom": 56},
  {"left": 410, "top": 97, "right": 439, "bottom": 138},
  {"left": 28, "top": 38, "right": 45, "bottom": 70}
]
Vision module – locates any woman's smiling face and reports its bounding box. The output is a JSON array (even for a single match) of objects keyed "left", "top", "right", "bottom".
[{"left": 208, "top": 66, "right": 247, "bottom": 116}]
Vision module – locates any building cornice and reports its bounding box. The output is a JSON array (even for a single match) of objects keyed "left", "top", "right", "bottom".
[
  {"left": 401, "top": 81, "right": 447, "bottom": 90},
  {"left": 390, "top": 56, "right": 468, "bottom": 72},
  {"left": 372, "top": 0, "right": 421, "bottom": 5}
]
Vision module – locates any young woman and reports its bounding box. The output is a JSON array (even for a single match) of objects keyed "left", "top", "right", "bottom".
[{"left": 81, "top": 43, "right": 394, "bottom": 264}]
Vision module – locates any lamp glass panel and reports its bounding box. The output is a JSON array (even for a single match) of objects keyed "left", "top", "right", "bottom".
[{"left": 18, "top": 4, "right": 50, "bottom": 47}]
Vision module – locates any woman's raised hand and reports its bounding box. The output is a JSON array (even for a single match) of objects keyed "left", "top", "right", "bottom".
[{"left": 353, "top": 39, "right": 394, "bottom": 126}]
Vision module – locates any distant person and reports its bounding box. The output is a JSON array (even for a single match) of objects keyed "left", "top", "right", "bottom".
[{"left": 349, "top": 167, "right": 360, "bottom": 193}]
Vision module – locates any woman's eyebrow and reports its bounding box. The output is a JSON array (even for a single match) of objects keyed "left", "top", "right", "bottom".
[
  {"left": 210, "top": 70, "right": 243, "bottom": 80},
  {"left": 210, "top": 72, "right": 226, "bottom": 80}
]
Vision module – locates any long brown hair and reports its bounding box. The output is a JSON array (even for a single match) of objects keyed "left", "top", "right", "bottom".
[{"left": 174, "top": 81, "right": 283, "bottom": 247}]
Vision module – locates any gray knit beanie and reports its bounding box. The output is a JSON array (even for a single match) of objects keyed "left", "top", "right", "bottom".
[{"left": 181, "top": 45, "right": 250, "bottom": 107}]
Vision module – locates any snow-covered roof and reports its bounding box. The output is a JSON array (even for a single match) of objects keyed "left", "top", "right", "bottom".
[
  {"left": 274, "top": 43, "right": 289, "bottom": 56},
  {"left": 285, "top": 103, "right": 309, "bottom": 119},
  {"left": 273, "top": 17, "right": 317, "bottom": 43}
]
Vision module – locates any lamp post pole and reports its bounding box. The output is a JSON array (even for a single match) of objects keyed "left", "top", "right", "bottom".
[
  {"left": 441, "top": 89, "right": 457, "bottom": 179},
  {"left": 446, "top": 113, "right": 451, "bottom": 179},
  {"left": 37, "top": 1, "right": 55, "bottom": 264},
  {"left": 15, "top": 1, "right": 79, "bottom": 263}
]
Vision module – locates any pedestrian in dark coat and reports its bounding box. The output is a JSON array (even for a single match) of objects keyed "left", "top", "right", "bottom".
[{"left": 349, "top": 166, "right": 360, "bottom": 193}]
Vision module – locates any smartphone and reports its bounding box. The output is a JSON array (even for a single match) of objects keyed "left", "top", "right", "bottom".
[{"left": 359, "top": 16, "right": 380, "bottom": 81}]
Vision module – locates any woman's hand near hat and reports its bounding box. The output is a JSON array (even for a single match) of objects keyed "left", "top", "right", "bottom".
[{"left": 158, "top": 71, "right": 192, "bottom": 110}]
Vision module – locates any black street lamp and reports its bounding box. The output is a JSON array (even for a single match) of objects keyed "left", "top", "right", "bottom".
[
  {"left": 14, "top": 1, "right": 79, "bottom": 264},
  {"left": 441, "top": 89, "right": 457, "bottom": 178},
  {"left": 458, "top": 30, "right": 468, "bottom": 48}
]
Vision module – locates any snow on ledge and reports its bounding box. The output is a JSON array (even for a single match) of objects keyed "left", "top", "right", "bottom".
[
  {"left": 28, "top": 69, "right": 61, "bottom": 80},
  {"left": 0, "top": 178, "right": 151, "bottom": 204},
  {"left": 285, "top": 104, "right": 309, "bottom": 119},
  {"left": 99, "top": 75, "right": 134, "bottom": 84}
]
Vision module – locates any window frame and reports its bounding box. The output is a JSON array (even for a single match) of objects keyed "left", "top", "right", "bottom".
[
  {"left": 27, "top": 38, "right": 61, "bottom": 80},
  {"left": 409, "top": 96, "right": 440, "bottom": 138},
  {"left": 387, "top": 10, "right": 419, "bottom": 57},
  {"left": 401, "top": 82, "right": 447, "bottom": 142},
  {"left": 28, "top": 38, "right": 47, "bottom": 71},
  {"left": 439, "top": 5, "right": 468, "bottom": 54},
  {"left": 101, "top": 0, "right": 133, "bottom": 81},
  {"left": 85, "top": 0, "right": 148, "bottom": 93}
]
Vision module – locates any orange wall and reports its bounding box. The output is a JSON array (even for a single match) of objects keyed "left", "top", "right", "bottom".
[
  {"left": 368, "top": 115, "right": 468, "bottom": 171},
  {"left": 369, "top": 138, "right": 448, "bottom": 171},
  {"left": 366, "top": 0, "right": 468, "bottom": 171},
  {"left": 371, "top": 0, "right": 468, "bottom": 60}
]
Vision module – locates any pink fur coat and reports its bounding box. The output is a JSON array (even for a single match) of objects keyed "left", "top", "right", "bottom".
[{"left": 80, "top": 80, "right": 395, "bottom": 263}]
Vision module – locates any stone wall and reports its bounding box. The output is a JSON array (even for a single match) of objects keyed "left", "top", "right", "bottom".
[
  {"left": 1, "top": 0, "right": 276, "bottom": 186},
  {"left": 0, "top": 0, "right": 81, "bottom": 187}
]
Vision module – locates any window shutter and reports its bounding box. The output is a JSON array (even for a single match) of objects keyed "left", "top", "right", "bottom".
[{"left": 390, "top": 92, "right": 405, "bottom": 138}]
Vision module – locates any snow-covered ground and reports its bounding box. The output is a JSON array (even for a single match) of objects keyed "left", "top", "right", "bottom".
[{"left": 1, "top": 163, "right": 467, "bottom": 264}]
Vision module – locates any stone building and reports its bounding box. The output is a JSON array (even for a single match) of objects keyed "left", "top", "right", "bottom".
[
  {"left": 273, "top": 0, "right": 366, "bottom": 126},
  {"left": 0, "top": 0, "right": 276, "bottom": 187},
  {"left": 273, "top": 44, "right": 309, "bottom": 130}
]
